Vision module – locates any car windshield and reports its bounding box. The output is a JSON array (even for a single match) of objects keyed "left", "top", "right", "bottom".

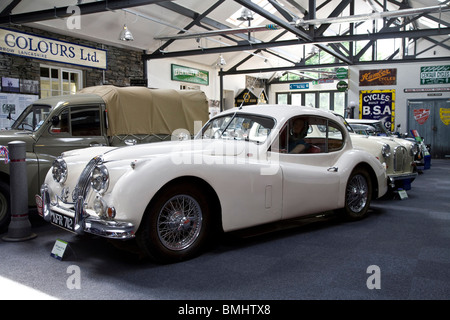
[
  {"left": 334, "top": 113, "right": 354, "bottom": 133},
  {"left": 368, "top": 122, "right": 390, "bottom": 136},
  {"left": 11, "top": 104, "right": 52, "bottom": 132},
  {"left": 199, "top": 113, "right": 275, "bottom": 144}
]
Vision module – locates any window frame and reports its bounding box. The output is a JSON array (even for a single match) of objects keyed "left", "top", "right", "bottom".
[{"left": 273, "top": 115, "right": 346, "bottom": 154}]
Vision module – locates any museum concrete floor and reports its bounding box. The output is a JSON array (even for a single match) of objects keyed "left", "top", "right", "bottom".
[{"left": 0, "top": 159, "right": 449, "bottom": 301}]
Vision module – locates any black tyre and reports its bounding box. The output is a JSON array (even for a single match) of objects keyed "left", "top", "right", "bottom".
[
  {"left": 0, "top": 181, "right": 11, "bottom": 233},
  {"left": 137, "top": 182, "right": 214, "bottom": 263},
  {"left": 340, "top": 168, "right": 372, "bottom": 221}
]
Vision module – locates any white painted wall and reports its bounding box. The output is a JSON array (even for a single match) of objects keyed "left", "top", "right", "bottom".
[{"left": 147, "top": 58, "right": 246, "bottom": 102}]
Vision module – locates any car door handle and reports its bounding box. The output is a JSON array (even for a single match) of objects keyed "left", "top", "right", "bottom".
[
  {"left": 90, "top": 142, "right": 106, "bottom": 147},
  {"left": 327, "top": 167, "right": 338, "bottom": 172}
]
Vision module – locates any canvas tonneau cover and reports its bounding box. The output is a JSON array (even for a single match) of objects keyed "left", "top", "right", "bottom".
[{"left": 79, "top": 85, "right": 209, "bottom": 136}]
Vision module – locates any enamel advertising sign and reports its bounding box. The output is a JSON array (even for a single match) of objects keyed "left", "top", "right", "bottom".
[
  {"left": 413, "top": 109, "right": 431, "bottom": 125},
  {"left": 0, "top": 28, "right": 107, "bottom": 70},
  {"left": 440, "top": 108, "right": 450, "bottom": 125},
  {"left": 420, "top": 65, "right": 450, "bottom": 85},
  {"left": 359, "top": 90, "right": 395, "bottom": 131},
  {"left": 359, "top": 69, "right": 397, "bottom": 86}
]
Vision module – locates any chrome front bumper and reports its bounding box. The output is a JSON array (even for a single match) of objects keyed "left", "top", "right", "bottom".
[
  {"left": 40, "top": 184, "right": 135, "bottom": 239},
  {"left": 388, "top": 172, "right": 418, "bottom": 188}
]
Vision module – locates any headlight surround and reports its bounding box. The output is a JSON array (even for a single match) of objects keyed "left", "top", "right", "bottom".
[
  {"left": 381, "top": 143, "right": 391, "bottom": 158},
  {"left": 52, "top": 158, "right": 68, "bottom": 184},
  {"left": 410, "top": 143, "right": 418, "bottom": 156},
  {"left": 90, "top": 165, "right": 109, "bottom": 194}
]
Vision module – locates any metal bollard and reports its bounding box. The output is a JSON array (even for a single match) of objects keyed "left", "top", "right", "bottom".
[{"left": 2, "top": 141, "right": 37, "bottom": 242}]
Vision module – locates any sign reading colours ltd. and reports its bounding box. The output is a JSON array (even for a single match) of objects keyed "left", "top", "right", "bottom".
[{"left": 0, "top": 28, "right": 107, "bottom": 70}]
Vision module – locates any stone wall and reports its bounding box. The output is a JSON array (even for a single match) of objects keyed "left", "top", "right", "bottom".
[{"left": 0, "top": 25, "right": 144, "bottom": 91}]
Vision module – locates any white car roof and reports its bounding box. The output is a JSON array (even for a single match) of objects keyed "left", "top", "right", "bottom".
[
  {"left": 217, "top": 104, "right": 340, "bottom": 124},
  {"left": 346, "top": 119, "right": 380, "bottom": 124}
]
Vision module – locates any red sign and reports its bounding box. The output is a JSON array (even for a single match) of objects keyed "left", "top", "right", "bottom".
[{"left": 413, "top": 109, "right": 430, "bottom": 125}]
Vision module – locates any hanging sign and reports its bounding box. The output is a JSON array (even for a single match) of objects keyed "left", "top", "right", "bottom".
[
  {"left": 289, "top": 83, "right": 309, "bottom": 90},
  {"left": 359, "top": 69, "right": 397, "bottom": 86},
  {"left": 359, "top": 90, "right": 395, "bottom": 131},
  {"left": 336, "top": 81, "right": 348, "bottom": 92},
  {"left": 413, "top": 109, "right": 431, "bottom": 125},
  {"left": 440, "top": 108, "right": 450, "bottom": 125},
  {"left": 420, "top": 65, "right": 450, "bottom": 85},
  {"left": 171, "top": 64, "right": 209, "bottom": 85},
  {"left": 336, "top": 68, "right": 348, "bottom": 79},
  {"left": 0, "top": 28, "right": 107, "bottom": 70}
]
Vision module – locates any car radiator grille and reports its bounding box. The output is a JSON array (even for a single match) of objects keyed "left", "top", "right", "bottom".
[
  {"left": 393, "top": 146, "right": 408, "bottom": 172},
  {"left": 72, "top": 156, "right": 103, "bottom": 201}
]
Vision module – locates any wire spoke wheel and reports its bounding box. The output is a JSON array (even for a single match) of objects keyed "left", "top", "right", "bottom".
[
  {"left": 346, "top": 173, "right": 369, "bottom": 214},
  {"left": 157, "top": 195, "right": 203, "bottom": 251},
  {"left": 340, "top": 168, "right": 372, "bottom": 221}
]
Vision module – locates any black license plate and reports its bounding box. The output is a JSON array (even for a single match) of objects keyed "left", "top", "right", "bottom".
[{"left": 51, "top": 212, "right": 75, "bottom": 232}]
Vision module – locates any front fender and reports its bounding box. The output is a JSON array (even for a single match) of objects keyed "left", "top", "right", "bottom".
[
  {"left": 334, "top": 149, "right": 388, "bottom": 207},
  {"left": 107, "top": 155, "right": 200, "bottom": 229}
]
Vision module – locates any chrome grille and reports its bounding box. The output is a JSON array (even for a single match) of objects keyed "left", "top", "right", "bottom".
[
  {"left": 393, "top": 146, "right": 407, "bottom": 172},
  {"left": 72, "top": 156, "right": 103, "bottom": 201}
]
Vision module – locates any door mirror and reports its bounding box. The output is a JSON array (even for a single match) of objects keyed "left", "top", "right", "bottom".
[{"left": 51, "top": 116, "right": 60, "bottom": 126}]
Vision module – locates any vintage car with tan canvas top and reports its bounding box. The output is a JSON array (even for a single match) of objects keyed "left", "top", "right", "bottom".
[{"left": 0, "top": 85, "right": 209, "bottom": 231}]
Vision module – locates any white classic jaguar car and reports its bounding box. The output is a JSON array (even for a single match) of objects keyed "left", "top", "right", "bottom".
[
  {"left": 38, "top": 105, "right": 388, "bottom": 262},
  {"left": 345, "top": 119, "right": 418, "bottom": 191}
]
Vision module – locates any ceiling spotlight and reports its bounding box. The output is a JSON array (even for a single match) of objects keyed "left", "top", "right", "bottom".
[
  {"left": 237, "top": 8, "right": 254, "bottom": 21},
  {"left": 217, "top": 54, "right": 226, "bottom": 67},
  {"left": 119, "top": 24, "right": 134, "bottom": 41}
]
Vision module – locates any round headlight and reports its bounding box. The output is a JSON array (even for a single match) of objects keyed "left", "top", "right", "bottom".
[
  {"left": 52, "top": 158, "right": 68, "bottom": 184},
  {"left": 410, "top": 143, "right": 418, "bottom": 156},
  {"left": 90, "top": 165, "right": 109, "bottom": 194},
  {"left": 381, "top": 144, "right": 391, "bottom": 158}
]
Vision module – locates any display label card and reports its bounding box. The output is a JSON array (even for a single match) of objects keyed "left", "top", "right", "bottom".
[
  {"left": 398, "top": 190, "right": 408, "bottom": 200},
  {"left": 51, "top": 239, "right": 68, "bottom": 261}
]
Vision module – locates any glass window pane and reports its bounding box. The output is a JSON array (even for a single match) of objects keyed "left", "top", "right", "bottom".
[
  {"left": 292, "top": 93, "right": 302, "bottom": 105},
  {"left": 305, "top": 93, "right": 315, "bottom": 108},
  {"left": 334, "top": 92, "right": 346, "bottom": 115},
  {"left": 51, "top": 69, "right": 59, "bottom": 79},
  {"left": 40, "top": 68, "right": 49, "bottom": 78},
  {"left": 277, "top": 93, "right": 288, "bottom": 105},
  {"left": 71, "top": 108, "right": 101, "bottom": 136},
  {"left": 319, "top": 92, "right": 330, "bottom": 110}
]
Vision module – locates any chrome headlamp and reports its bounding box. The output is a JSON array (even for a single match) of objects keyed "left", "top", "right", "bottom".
[
  {"left": 410, "top": 143, "right": 418, "bottom": 156},
  {"left": 52, "top": 157, "right": 68, "bottom": 184},
  {"left": 381, "top": 144, "right": 391, "bottom": 158},
  {"left": 90, "top": 165, "right": 109, "bottom": 194}
]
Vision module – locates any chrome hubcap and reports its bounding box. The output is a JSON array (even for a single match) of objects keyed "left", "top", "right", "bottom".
[
  {"left": 346, "top": 174, "right": 368, "bottom": 213},
  {"left": 157, "top": 195, "right": 202, "bottom": 251}
]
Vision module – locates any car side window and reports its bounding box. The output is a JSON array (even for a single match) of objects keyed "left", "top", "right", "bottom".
[
  {"left": 71, "top": 107, "right": 101, "bottom": 136},
  {"left": 50, "top": 106, "right": 102, "bottom": 136},
  {"left": 274, "top": 116, "right": 345, "bottom": 154}
]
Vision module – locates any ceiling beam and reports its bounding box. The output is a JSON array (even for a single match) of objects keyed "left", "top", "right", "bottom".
[
  {"left": 144, "top": 27, "right": 449, "bottom": 61},
  {"left": 223, "top": 55, "right": 450, "bottom": 76},
  {"left": 234, "top": 0, "right": 353, "bottom": 64},
  {"left": 156, "top": 0, "right": 226, "bottom": 52},
  {"left": 0, "top": 0, "right": 173, "bottom": 25},
  {"left": 0, "top": 0, "right": 22, "bottom": 17},
  {"left": 156, "top": 1, "right": 260, "bottom": 45}
]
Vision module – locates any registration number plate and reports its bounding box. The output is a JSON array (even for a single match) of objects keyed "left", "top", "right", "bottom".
[{"left": 51, "top": 212, "right": 75, "bottom": 232}]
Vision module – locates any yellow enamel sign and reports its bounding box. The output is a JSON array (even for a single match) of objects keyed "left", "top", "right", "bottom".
[{"left": 440, "top": 108, "right": 450, "bottom": 125}]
